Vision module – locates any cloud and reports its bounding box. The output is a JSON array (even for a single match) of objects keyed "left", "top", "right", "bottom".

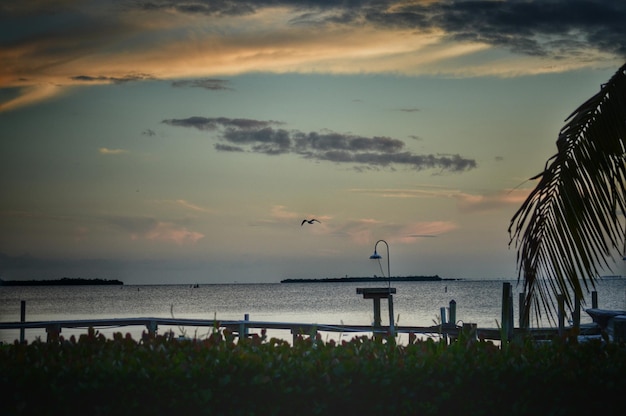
[
  {"left": 454, "top": 188, "right": 532, "bottom": 213},
  {"left": 174, "top": 199, "right": 212, "bottom": 213},
  {"left": 98, "top": 147, "right": 128, "bottom": 155},
  {"left": 171, "top": 78, "right": 232, "bottom": 90},
  {"left": 107, "top": 215, "right": 205, "bottom": 245},
  {"left": 329, "top": 218, "right": 456, "bottom": 245},
  {"left": 395, "top": 221, "right": 457, "bottom": 243},
  {"left": 163, "top": 116, "right": 281, "bottom": 131},
  {"left": 349, "top": 185, "right": 532, "bottom": 212},
  {"left": 144, "top": 222, "right": 205, "bottom": 245},
  {"left": 2, "top": 1, "right": 624, "bottom": 111},
  {"left": 142, "top": 129, "right": 156, "bottom": 136},
  {"left": 71, "top": 73, "right": 155, "bottom": 84},
  {"left": 215, "top": 143, "right": 244, "bottom": 152},
  {"left": 271, "top": 205, "right": 300, "bottom": 221},
  {"left": 133, "top": 1, "right": 626, "bottom": 58},
  {"left": 163, "top": 116, "right": 476, "bottom": 172}
]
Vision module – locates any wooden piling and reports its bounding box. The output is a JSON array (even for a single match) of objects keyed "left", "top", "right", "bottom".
[
  {"left": 356, "top": 287, "right": 396, "bottom": 338},
  {"left": 388, "top": 294, "right": 395, "bottom": 337},
  {"left": 239, "top": 314, "right": 249, "bottom": 339},
  {"left": 440, "top": 306, "right": 447, "bottom": 325},
  {"left": 449, "top": 300, "right": 457, "bottom": 325},
  {"left": 46, "top": 324, "right": 61, "bottom": 342},
  {"left": 519, "top": 292, "right": 529, "bottom": 329},
  {"left": 557, "top": 294, "right": 565, "bottom": 337},
  {"left": 440, "top": 306, "right": 448, "bottom": 344},
  {"left": 147, "top": 320, "right": 157, "bottom": 337},
  {"left": 573, "top": 292, "right": 581, "bottom": 329},
  {"left": 20, "top": 300, "right": 25, "bottom": 343},
  {"left": 501, "top": 282, "right": 513, "bottom": 341},
  {"left": 592, "top": 291, "right": 598, "bottom": 308}
]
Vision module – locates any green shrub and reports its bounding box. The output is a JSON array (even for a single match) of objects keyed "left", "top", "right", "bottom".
[{"left": 1, "top": 328, "right": 625, "bottom": 415}]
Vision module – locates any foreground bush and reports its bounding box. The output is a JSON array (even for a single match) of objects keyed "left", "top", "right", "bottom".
[{"left": 1, "top": 328, "right": 625, "bottom": 415}]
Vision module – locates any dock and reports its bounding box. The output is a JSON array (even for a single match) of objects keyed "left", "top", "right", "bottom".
[{"left": 1, "top": 282, "right": 622, "bottom": 345}]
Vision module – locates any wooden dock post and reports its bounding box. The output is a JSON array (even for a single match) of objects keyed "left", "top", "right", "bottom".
[
  {"left": 356, "top": 287, "right": 396, "bottom": 338},
  {"left": 388, "top": 294, "right": 395, "bottom": 338},
  {"left": 46, "top": 324, "right": 61, "bottom": 342},
  {"left": 449, "top": 300, "right": 457, "bottom": 325},
  {"left": 573, "top": 292, "right": 581, "bottom": 329},
  {"left": 519, "top": 292, "right": 530, "bottom": 329},
  {"left": 592, "top": 291, "right": 598, "bottom": 308},
  {"left": 147, "top": 320, "right": 157, "bottom": 337},
  {"left": 501, "top": 282, "right": 513, "bottom": 341},
  {"left": 440, "top": 306, "right": 447, "bottom": 325},
  {"left": 239, "top": 314, "right": 249, "bottom": 339},
  {"left": 20, "top": 300, "right": 25, "bottom": 343},
  {"left": 440, "top": 306, "right": 448, "bottom": 343},
  {"left": 557, "top": 294, "right": 565, "bottom": 337}
]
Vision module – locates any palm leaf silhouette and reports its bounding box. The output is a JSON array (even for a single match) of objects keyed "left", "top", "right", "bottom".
[{"left": 509, "top": 62, "right": 626, "bottom": 325}]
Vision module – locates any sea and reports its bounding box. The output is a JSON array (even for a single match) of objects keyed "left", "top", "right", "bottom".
[{"left": 1, "top": 278, "right": 625, "bottom": 345}]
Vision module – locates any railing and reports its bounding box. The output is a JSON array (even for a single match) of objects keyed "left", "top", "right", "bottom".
[
  {"left": 0, "top": 284, "right": 611, "bottom": 344},
  {"left": 0, "top": 315, "right": 601, "bottom": 344}
]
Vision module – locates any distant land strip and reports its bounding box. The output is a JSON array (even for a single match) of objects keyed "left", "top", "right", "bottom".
[
  {"left": 0, "top": 277, "right": 124, "bottom": 286},
  {"left": 280, "top": 275, "right": 457, "bottom": 283}
]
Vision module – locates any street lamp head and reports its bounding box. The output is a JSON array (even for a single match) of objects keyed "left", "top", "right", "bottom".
[{"left": 369, "top": 251, "right": 382, "bottom": 260}]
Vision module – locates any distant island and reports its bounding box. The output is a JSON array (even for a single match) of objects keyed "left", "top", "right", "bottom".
[
  {"left": 281, "top": 275, "right": 455, "bottom": 283},
  {"left": 0, "top": 277, "right": 124, "bottom": 286}
]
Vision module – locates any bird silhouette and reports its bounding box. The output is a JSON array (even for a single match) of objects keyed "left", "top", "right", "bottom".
[{"left": 301, "top": 219, "right": 321, "bottom": 226}]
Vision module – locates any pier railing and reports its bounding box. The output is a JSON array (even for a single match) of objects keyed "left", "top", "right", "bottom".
[
  {"left": 1, "top": 284, "right": 617, "bottom": 344},
  {"left": 0, "top": 315, "right": 602, "bottom": 345}
]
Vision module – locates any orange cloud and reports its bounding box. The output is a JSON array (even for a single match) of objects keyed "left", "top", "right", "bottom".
[
  {"left": 454, "top": 188, "right": 532, "bottom": 213},
  {"left": 0, "top": 7, "right": 505, "bottom": 112},
  {"left": 175, "top": 199, "right": 211, "bottom": 213},
  {"left": 144, "top": 222, "right": 205, "bottom": 245},
  {"left": 349, "top": 186, "right": 533, "bottom": 213},
  {"left": 98, "top": 147, "right": 128, "bottom": 155}
]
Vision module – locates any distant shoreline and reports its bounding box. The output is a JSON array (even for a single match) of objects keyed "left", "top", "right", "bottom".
[
  {"left": 280, "top": 275, "right": 456, "bottom": 283},
  {"left": 0, "top": 277, "right": 124, "bottom": 286}
]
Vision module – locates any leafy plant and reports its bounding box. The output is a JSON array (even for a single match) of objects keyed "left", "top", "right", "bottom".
[{"left": 1, "top": 330, "right": 625, "bottom": 415}]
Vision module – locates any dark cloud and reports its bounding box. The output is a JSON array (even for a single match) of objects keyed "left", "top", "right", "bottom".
[
  {"left": 163, "top": 116, "right": 476, "bottom": 172},
  {"left": 215, "top": 143, "right": 244, "bottom": 152},
  {"left": 71, "top": 73, "right": 155, "bottom": 84},
  {"left": 136, "top": 1, "right": 626, "bottom": 59},
  {"left": 223, "top": 127, "right": 292, "bottom": 155},
  {"left": 162, "top": 116, "right": 281, "bottom": 131},
  {"left": 142, "top": 129, "right": 156, "bottom": 136},
  {"left": 171, "top": 78, "right": 233, "bottom": 90},
  {"left": 375, "top": 0, "right": 626, "bottom": 58},
  {"left": 137, "top": 0, "right": 257, "bottom": 16}
]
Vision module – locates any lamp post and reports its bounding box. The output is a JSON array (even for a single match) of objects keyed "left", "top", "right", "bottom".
[
  {"left": 368, "top": 239, "right": 395, "bottom": 337},
  {"left": 369, "top": 239, "right": 391, "bottom": 289}
]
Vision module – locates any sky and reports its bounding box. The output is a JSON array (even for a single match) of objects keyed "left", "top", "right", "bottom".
[{"left": 1, "top": 0, "right": 625, "bottom": 285}]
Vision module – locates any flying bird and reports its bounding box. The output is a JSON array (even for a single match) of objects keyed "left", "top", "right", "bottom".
[{"left": 301, "top": 219, "right": 321, "bottom": 226}]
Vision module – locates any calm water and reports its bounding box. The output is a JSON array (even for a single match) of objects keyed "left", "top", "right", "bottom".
[{"left": 1, "top": 279, "right": 625, "bottom": 344}]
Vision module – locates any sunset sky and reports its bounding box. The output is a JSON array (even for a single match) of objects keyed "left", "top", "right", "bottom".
[{"left": 1, "top": 0, "right": 625, "bottom": 284}]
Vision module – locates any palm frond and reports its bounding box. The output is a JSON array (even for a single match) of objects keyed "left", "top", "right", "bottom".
[{"left": 509, "top": 62, "right": 626, "bottom": 325}]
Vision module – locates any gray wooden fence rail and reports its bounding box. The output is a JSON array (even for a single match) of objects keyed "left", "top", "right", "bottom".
[{"left": 0, "top": 315, "right": 600, "bottom": 344}]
